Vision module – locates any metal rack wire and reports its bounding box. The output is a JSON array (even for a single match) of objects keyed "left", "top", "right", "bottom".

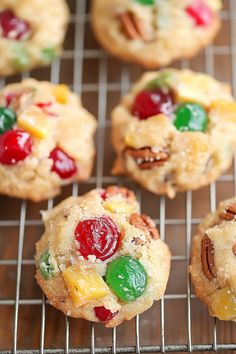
[{"left": 0, "top": 0, "right": 236, "bottom": 352}]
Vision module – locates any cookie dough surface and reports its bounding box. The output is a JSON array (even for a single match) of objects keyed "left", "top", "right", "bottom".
[
  {"left": 0, "top": 79, "right": 97, "bottom": 201},
  {"left": 92, "top": 0, "right": 221, "bottom": 68},
  {"left": 35, "top": 186, "right": 171, "bottom": 327},
  {"left": 190, "top": 197, "right": 236, "bottom": 321},
  {"left": 112, "top": 69, "right": 236, "bottom": 198},
  {"left": 0, "top": 0, "right": 69, "bottom": 76}
]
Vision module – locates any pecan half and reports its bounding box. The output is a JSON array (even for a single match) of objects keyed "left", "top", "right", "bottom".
[
  {"left": 124, "top": 147, "right": 169, "bottom": 170},
  {"left": 201, "top": 234, "right": 216, "bottom": 281},
  {"left": 104, "top": 186, "right": 135, "bottom": 202},
  {"left": 130, "top": 213, "right": 159, "bottom": 241},
  {"left": 219, "top": 203, "right": 236, "bottom": 221},
  {"left": 233, "top": 244, "right": 236, "bottom": 256},
  {"left": 119, "top": 12, "right": 154, "bottom": 42}
]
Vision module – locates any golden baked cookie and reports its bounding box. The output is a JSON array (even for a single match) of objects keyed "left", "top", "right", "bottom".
[
  {"left": 0, "top": 0, "right": 69, "bottom": 76},
  {"left": 35, "top": 186, "right": 171, "bottom": 327},
  {"left": 91, "top": 0, "right": 221, "bottom": 68},
  {"left": 112, "top": 69, "right": 236, "bottom": 198},
  {"left": 0, "top": 79, "right": 97, "bottom": 201},
  {"left": 190, "top": 197, "right": 236, "bottom": 321}
]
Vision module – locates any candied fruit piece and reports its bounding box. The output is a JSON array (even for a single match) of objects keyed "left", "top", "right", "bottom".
[
  {"left": 0, "top": 106, "right": 16, "bottom": 134},
  {"left": 75, "top": 216, "right": 121, "bottom": 261},
  {"left": 62, "top": 265, "right": 110, "bottom": 307},
  {"left": 210, "top": 101, "right": 236, "bottom": 123},
  {"left": 210, "top": 287, "right": 236, "bottom": 320},
  {"left": 135, "top": 0, "right": 154, "bottom": 5},
  {"left": 173, "top": 103, "right": 208, "bottom": 132},
  {"left": 38, "top": 250, "right": 55, "bottom": 280},
  {"left": 132, "top": 89, "right": 174, "bottom": 119},
  {"left": 0, "top": 129, "right": 32, "bottom": 165},
  {"left": 0, "top": 10, "right": 31, "bottom": 40},
  {"left": 106, "top": 256, "right": 147, "bottom": 302},
  {"left": 53, "top": 84, "right": 70, "bottom": 104},
  {"left": 94, "top": 306, "right": 117, "bottom": 322},
  {"left": 49, "top": 147, "right": 77, "bottom": 179},
  {"left": 186, "top": 2, "right": 213, "bottom": 26},
  {"left": 104, "top": 200, "right": 136, "bottom": 215},
  {"left": 18, "top": 106, "right": 49, "bottom": 139},
  {"left": 175, "top": 73, "right": 219, "bottom": 107}
]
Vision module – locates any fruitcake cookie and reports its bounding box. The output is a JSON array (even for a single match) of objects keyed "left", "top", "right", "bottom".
[
  {"left": 0, "top": 0, "right": 69, "bottom": 76},
  {"left": 35, "top": 186, "right": 171, "bottom": 327},
  {"left": 0, "top": 79, "right": 97, "bottom": 201},
  {"left": 91, "top": 0, "right": 221, "bottom": 68},
  {"left": 112, "top": 69, "right": 236, "bottom": 198},
  {"left": 190, "top": 197, "right": 236, "bottom": 321}
]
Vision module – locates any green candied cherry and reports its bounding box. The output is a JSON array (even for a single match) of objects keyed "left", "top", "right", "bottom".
[
  {"left": 145, "top": 70, "right": 174, "bottom": 91},
  {"left": 12, "top": 43, "right": 30, "bottom": 69},
  {"left": 41, "top": 47, "right": 57, "bottom": 62},
  {"left": 173, "top": 103, "right": 208, "bottom": 132},
  {"left": 135, "top": 0, "right": 155, "bottom": 5},
  {"left": 106, "top": 255, "right": 147, "bottom": 302},
  {"left": 38, "top": 250, "right": 55, "bottom": 280},
  {"left": 0, "top": 107, "right": 16, "bottom": 134}
]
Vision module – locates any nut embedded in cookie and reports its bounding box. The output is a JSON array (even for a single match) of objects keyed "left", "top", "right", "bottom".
[
  {"left": 190, "top": 196, "right": 236, "bottom": 322},
  {"left": 112, "top": 69, "right": 236, "bottom": 198},
  {"left": 35, "top": 186, "right": 171, "bottom": 327},
  {"left": 0, "top": 79, "right": 97, "bottom": 201}
]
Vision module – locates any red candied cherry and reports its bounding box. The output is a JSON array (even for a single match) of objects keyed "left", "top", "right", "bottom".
[
  {"left": 5, "top": 92, "right": 17, "bottom": 106},
  {"left": 185, "top": 1, "right": 213, "bottom": 26},
  {"left": 75, "top": 216, "right": 121, "bottom": 261},
  {"left": 97, "top": 188, "right": 106, "bottom": 200},
  {"left": 94, "top": 306, "right": 117, "bottom": 322},
  {"left": 36, "top": 102, "right": 57, "bottom": 117},
  {"left": 0, "top": 10, "right": 31, "bottom": 40},
  {"left": 132, "top": 88, "right": 174, "bottom": 120},
  {"left": 0, "top": 129, "right": 32, "bottom": 165},
  {"left": 49, "top": 147, "right": 77, "bottom": 179}
]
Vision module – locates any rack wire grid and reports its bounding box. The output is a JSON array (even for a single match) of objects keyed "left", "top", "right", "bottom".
[{"left": 1, "top": 0, "right": 236, "bottom": 353}]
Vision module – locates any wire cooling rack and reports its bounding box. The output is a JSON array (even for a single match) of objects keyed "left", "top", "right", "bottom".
[{"left": 0, "top": 0, "right": 236, "bottom": 353}]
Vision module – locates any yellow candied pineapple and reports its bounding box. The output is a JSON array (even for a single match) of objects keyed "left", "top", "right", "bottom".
[
  {"left": 175, "top": 73, "right": 224, "bottom": 107},
  {"left": 18, "top": 106, "right": 49, "bottom": 139},
  {"left": 206, "top": 0, "right": 222, "bottom": 11},
  {"left": 53, "top": 84, "right": 70, "bottom": 104},
  {"left": 104, "top": 199, "right": 136, "bottom": 215},
  {"left": 189, "top": 138, "right": 209, "bottom": 154},
  {"left": 62, "top": 265, "right": 110, "bottom": 307},
  {"left": 211, "top": 101, "right": 236, "bottom": 123},
  {"left": 210, "top": 287, "right": 236, "bottom": 320}
]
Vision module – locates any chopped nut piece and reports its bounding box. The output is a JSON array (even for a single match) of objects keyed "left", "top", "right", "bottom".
[
  {"left": 120, "top": 12, "right": 154, "bottom": 42},
  {"left": 132, "top": 236, "right": 146, "bottom": 246},
  {"left": 201, "top": 234, "right": 216, "bottom": 281},
  {"left": 219, "top": 204, "right": 236, "bottom": 221},
  {"left": 125, "top": 147, "right": 169, "bottom": 170},
  {"left": 105, "top": 186, "right": 135, "bottom": 202},
  {"left": 233, "top": 244, "right": 236, "bottom": 256},
  {"left": 129, "top": 213, "right": 159, "bottom": 240}
]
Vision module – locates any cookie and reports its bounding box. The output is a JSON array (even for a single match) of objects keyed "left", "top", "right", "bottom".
[
  {"left": 91, "top": 0, "right": 221, "bottom": 68},
  {"left": 0, "top": 0, "right": 69, "bottom": 76},
  {"left": 112, "top": 69, "right": 236, "bottom": 198},
  {"left": 0, "top": 79, "right": 97, "bottom": 201},
  {"left": 190, "top": 197, "right": 236, "bottom": 321},
  {"left": 35, "top": 186, "right": 171, "bottom": 327}
]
